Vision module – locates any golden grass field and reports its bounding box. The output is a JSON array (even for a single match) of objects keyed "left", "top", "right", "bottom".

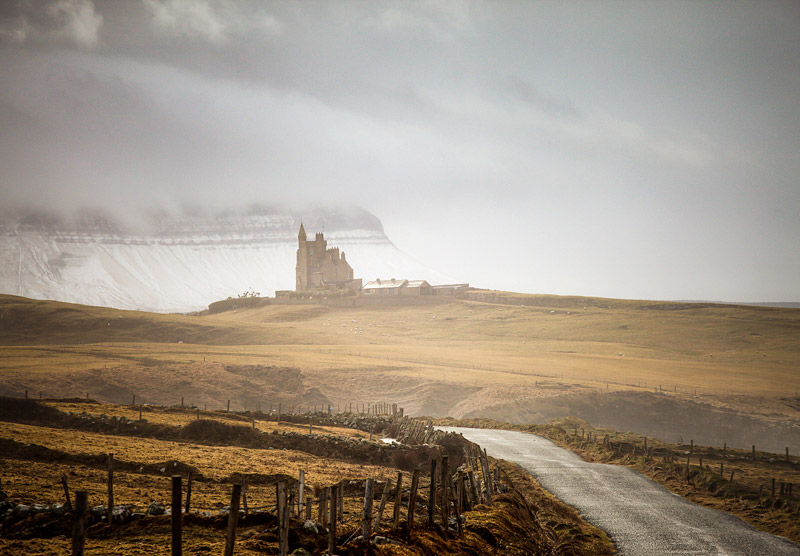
[
  {"left": 2, "top": 292, "right": 798, "bottom": 553},
  {"left": 1, "top": 292, "right": 799, "bottom": 445},
  {"left": 0, "top": 399, "right": 615, "bottom": 556}
]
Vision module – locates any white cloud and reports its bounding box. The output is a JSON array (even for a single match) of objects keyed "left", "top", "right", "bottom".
[
  {"left": 361, "top": 0, "right": 475, "bottom": 41},
  {"left": 0, "top": 17, "right": 31, "bottom": 43},
  {"left": 143, "top": 0, "right": 226, "bottom": 43},
  {"left": 47, "top": 0, "right": 103, "bottom": 47},
  {"left": 142, "top": 0, "right": 282, "bottom": 44},
  {"left": 0, "top": 0, "right": 102, "bottom": 48}
]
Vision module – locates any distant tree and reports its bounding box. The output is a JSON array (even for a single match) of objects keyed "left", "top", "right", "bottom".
[{"left": 237, "top": 288, "right": 260, "bottom": 298}]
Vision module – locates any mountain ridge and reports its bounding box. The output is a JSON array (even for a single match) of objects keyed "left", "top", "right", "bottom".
[{"left": 0, "top": 205, "right": 453, "bottom": 312}]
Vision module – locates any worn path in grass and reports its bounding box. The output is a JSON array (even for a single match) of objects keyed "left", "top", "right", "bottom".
[{"left": 444, "top": 427, "right": 800, "bottom": 556}]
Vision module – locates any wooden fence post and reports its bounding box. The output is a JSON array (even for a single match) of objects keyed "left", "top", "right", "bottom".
[
  {"left": 61, "top": 475, "right": 72, "bottom": 512},
  {"left": 171, "top": 475, "right": 182, "bottom": 556},
  {"left": 282, "top": 483, "right": 290, "bottom": 552},
  {"left": 467, "top": 470, "right": 478, "bottom": 507},
  {"left": 374, "top": 478, "right": 392, "bottom": 533},
  {"left": 185, "top": 473, "right": 192, "bottom": 514},
  {"left": 480, "top": 453, "right": 493, "bottom": 506},
  {"left": 328, "top": 484, "right": 338, "bottom": 555},
  {"left": 428, "top": 459, "right": 437, "bottom": 525},
  {"left": 338, "top": 481, "right": 344, "bottom": 522},
  {"left": 320, "top": 486, "right": 329, "bottom": 526},
  {"left": 407, "top": 469, "right": 420, "bottom": 531},
  {"left": 392, "top": 472, "right": 403, "bottom": 531},
  {"left": 223, "top": 484, "right": 242, "bottom": 556},
  {"left": 441, "top": 456, "right": 449, "bottom": 530},
  {"left": 752, "top": 445, "right": 756, "bottom": 461},
  {"left": 457, "top": 470, "right": 464, "bottom": 515},
  {"left": 484, "top": 449, "right": 494, "bottom": 501},
  {"left": 277, "top": 481, "right": 288, "bottom": 556},
  {"left": 71, "top": 491, "right": 88, "bottom": 556},
  {"left": 298, "top": 470, "right": 305, "bottom": 519},
  {"left": 242, "top": 480, "right": 248, "bottom": 516},
  {"left": 450, "top": 475, "right": 462, "bottom": 536},
  {"left": 227, "top": 399, "right": 231, "bottom": 412},
  {"left": 363, "top": 478, "right": 374, "bottom": 538},
  {"left": 107, "top": 453, "right": 114, "bottom": 524}
]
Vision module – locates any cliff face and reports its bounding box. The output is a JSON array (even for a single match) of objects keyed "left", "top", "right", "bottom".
[{"left": 0, "top": 206, "right": 451, "bottom": 312}]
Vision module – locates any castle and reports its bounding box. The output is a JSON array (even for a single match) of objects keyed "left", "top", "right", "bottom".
[{"left": 295, "top": 224, "right": 362, "bottom": 291}]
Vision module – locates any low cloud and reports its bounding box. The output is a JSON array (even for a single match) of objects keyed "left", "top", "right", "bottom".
[
  {"left": 0, "top": 0, "right": 102, "bottom": 48},
  {"left": 142, "top": 0, "right": 282, "bottom": 44}
]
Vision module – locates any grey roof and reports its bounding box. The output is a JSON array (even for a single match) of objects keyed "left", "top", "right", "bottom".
[{"left": 362, "top": 278, "right": 408, "bottom": 289}]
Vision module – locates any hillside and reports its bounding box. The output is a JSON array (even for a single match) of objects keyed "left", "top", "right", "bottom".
[
  {"left": 2, "top": 292, "right": 800, "bottom": 453},
  {"left": 0, "top": 398, "right": 615, "bottom": 556},
  {"left": 0, "top": 206, "right": 453, "bottom": 313}
]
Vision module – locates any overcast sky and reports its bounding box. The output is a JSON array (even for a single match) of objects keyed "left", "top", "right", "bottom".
[{"left": 1, "top": 1, "right": 798, "bottom": 301}]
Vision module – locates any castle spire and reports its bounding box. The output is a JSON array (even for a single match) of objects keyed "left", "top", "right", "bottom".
[{"left": 298, "top": 222, "right": 306, "bottom": 241}]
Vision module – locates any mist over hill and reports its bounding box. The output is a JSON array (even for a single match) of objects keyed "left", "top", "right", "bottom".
[{"left": 0, "top": 205, "right": 452, "bottom": 312}]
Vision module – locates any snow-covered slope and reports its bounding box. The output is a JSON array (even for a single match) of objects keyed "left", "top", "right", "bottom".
[{"left": 0, "top": 207, "right": 453, "bottom": 312}]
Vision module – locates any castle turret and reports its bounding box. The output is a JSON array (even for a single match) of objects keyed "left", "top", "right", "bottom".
[
  {"left": 295, "top": 227, "right": 357, "bottom": 291},
  {"left": 296, "top": 222, "right": 309, "bottom": 290}
]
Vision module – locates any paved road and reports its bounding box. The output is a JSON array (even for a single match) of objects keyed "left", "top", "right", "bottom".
[{"left": 442, "top": 427, "right": 800, "bottom": 556}]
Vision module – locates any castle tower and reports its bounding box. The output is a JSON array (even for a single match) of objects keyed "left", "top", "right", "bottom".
[
  {"left": 295, "top": 224, "right": 358, "bottom": 291},
  {"left": 296, "top": 222, "right": 309, "bottom": 290}
]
